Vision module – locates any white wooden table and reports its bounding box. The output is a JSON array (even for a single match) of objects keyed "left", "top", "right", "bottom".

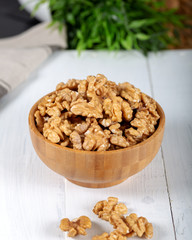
[{"left": 0, "top": 50, "right": 191, "bottom": 240}]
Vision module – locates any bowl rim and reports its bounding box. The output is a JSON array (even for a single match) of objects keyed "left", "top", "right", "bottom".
[{"left": 29, "top": 92, "right": 165, "bottom": 155}]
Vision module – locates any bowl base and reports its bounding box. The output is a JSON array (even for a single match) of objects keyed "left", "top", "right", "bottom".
[{"left": 66, "top": 178, "right": 128, "bottom": 188}]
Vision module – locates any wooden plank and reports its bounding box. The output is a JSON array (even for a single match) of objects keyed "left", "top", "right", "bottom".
[
  {"left": 0, "top": 66, "right": 66, "bottom": 240},
  {"left": 64, "top": 150, "right": 176, "bottom": 240},
  {"left": 0, "top": 50, "right": 176, "bottom": 239},
  {"left": 58, "top": 51, "right": 175, "bottom": 240},
  {"left": 148, "top": 50, "right": 192, "bottom": 240}
]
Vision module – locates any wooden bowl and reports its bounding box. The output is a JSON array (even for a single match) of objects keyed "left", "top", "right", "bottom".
[{"left": 28, "top": 94, "right": 165, "bottom": 188}]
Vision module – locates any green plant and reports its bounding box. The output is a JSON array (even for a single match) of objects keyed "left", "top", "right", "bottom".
[{"left": 33, "top": 0, "right": 184, "bottom": 54}]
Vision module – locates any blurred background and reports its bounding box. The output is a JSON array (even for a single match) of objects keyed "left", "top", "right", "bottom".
[{"left": 0, "top": 0, "right": 191, "bottom": 49}]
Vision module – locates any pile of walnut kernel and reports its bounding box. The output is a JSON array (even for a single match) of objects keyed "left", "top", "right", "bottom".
[
  {"left": 59, "top": 197, "right": 153, "bottom": 239},
  {"left": 60, "top": 216, "right": 92, "bottom": 237},
  {"left": 34, "top": 74, "right": 160, "bottom": 151},
  {"left": 92, "top": 197, "right": 153, "bottom": 239}
]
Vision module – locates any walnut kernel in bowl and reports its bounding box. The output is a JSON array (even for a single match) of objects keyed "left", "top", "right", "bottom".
[{"left": 34, "top": 74, "right": 160, "bottom": 151}]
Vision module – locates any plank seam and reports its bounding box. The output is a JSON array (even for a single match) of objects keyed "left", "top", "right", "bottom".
[
  {"left": 161, "top": 147, "right": 177, "bottom": 240},
  {"left": 64, "top": 178, "right": 67, "bottom": 240},
  {"left": 146, "top": 57, "right": 177, "bottom": 240},
  {"left": 146, "top": 58, "right": 155, "bottom": 98}
]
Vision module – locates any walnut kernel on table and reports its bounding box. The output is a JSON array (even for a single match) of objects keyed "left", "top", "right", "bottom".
[
  {"left": 92, "top": 197, "right": 153, "bottom": 240},
  {"left": 125, "top": 213, "right": 153, "bottom": 239},
  {"left": 107, "top": 213, "right": 153, "bottom": 239},
  {"left": 34, "top": 74, "right": 160, "bottom": 151},
  {"left": 59, "top": 216, "right": 91, "bottom": 237},
  {"left": 93, "top": 197, "right": 128, "bottom": 221},
  {"left": 92, "top": 231, "right": 127, "bottom": 240}
]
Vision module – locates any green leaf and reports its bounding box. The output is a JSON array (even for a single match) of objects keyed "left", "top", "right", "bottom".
[
  {"left": 77, "top": 30, "right": 83, "bottom": 39},
  {"left": 129, "top": 19, "right": 158, "bottom": 29},
  {"left": 31, "top": 0, "right": 47, "bottom": 17},
  {"left": 136, "top": 33, "right": 150, "bottom": 41},
  {"left": 129, "top": 19, "right": 148, "bottom": 29},
  {"left": 121, "top": 34, "right": 133, "bottom": 50}
]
